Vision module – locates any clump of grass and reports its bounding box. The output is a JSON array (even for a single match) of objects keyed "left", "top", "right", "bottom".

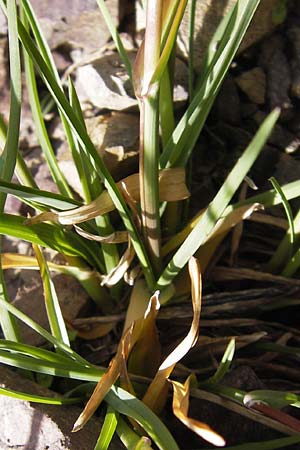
[{"left": 0, "top": 0, "right": 299, "bottom": 449}]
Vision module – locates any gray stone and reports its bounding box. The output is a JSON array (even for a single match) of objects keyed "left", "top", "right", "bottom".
[
  {"left": 0, "top": 365, "right": 123, "bottom": 450},
  {"left": 29, "top": 0, "right": 120, "bottom": 55}
]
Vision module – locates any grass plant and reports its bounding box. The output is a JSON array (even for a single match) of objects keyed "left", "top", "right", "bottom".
[{"left": 0, "top": 0, "right": 299, "bottom": 448}]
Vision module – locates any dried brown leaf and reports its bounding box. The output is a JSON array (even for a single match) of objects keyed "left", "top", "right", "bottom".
[
  {"left": 169, "top": 376, "right": 225, "bottom": 447},
  {"left": 27, "top": 168, "right": 189, "bottom": 226},
  {"left": 143, "top": 257, "right": 202, "bottom": 412}
]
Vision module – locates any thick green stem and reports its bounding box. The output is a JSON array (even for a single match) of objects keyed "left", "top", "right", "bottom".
[{"left": 139, "top": 0, "right": 163, "bottom": 276}]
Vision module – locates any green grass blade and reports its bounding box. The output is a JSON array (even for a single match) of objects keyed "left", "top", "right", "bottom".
[
  {"left": 0, "top": 0, "right": 22, "bottom": 342},
  {"left": 14, "top": 16, "right": 154, "bottom": 288},
  {"left": 149, "top": 0, "right": 188, "bottom": 89},
  {"left": 244, "top": 390, "right": 300, "bottom": 409},
  {"left": 20, "top": 8, "right": 73, "bottom": 198},
  {"left": 235, "top": 179, "right": 300, "bottom": 210},
  {"left": 159, "top": 0, "right": 260, "bottom": 169},
  {"left": 0, "top": 298, "right": 93, "bottom": 366},
  {"left": 0, "top": 346, "right": 179, "bottom": 450},
  {"left": 68, "top": 80, "right": 120, "bottom": 284},
  {"left": 20, "top": 0, "right": 94, "bottom": 194},
  {"left": 0, "top": 179, "right": 80, "bottom": 210},
  {"left": 95, "top": 0, "right": 132, "bottom": 81},
  {"left": 207, "top": 338, "right": 235, "bottom": 384},
  {"left": 0, "top": 350, "right": 101, "bottom": 380},
  {"left": 94, "top": 405, "right": 118, "bottom": 450},
  {"left": 106, "top": 387, "right": 180, "bottom": 450},
  {"left": 34, "top": 244, "right": 70, "bottom": 347},
  {"left": 116, "top": 417, "right": 146, "bottom": 449},
  {"left": 157, "top": 108, "right": 280, "bottom": 290},
  {"left": 269, "top": 207, "right": 300, "bottom": 275},
  {"left": 0, "top": 214, "right": 103, "bottom": 269},
  {"left": 0, "top": 339, "right": 79, "bottom": 365},
  {"left": 0, "top": 386, "right": 81, "bottom": 405},
  {"left": 68, "top": 78, "right": 98, "bottom": 203},
  {"left": 268, "top": 177, "right": 295, "bottom": 272}
]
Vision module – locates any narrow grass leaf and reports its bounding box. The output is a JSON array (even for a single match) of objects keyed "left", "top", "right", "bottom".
[
  {"left": 170, "top": 376, "right": 225, "bottom": 447},
  {"left": 269, "top": 207, "right": 300, "bottom": 275},
  {"left": 244, "top": 390, "right": 300, "bottom": 409},
  {"left": 163, "top": 203, "right": 262, "bottom": 258},
  {"left": 159, "top": 0, "right": 261, "bottom": 169},
  {"left": 157, "top": 109, "right": 280, "bottom": 290},
  {"left": 0, "top": 0, "right": 21, "bottom": 342},
  {"left": 11, "top": 12, "right": 154, "bottom": 288},
  {"left": 95, "top": 0, "right": 132, "bottom": 81},
  {"left": 20, "top": 7, "right": 72, "bottom": 198},
  {"left": 0, "top": 297, "right": 91, "bottom": 366},
  {"left": 33, "top": 244, "right": 70, "bottom": 347},
  {"left": 21, "top": 0, "right": 94, "bottom": 198},
  {"left": 0, "top": 214, "right": 103, "bottom": 270},
  {"left": 127, "top": 292, "right": 161, "bottom": 379},
  {"left": 116, "top": 418, "right": 151, "bottom": 450},
  {"left": 134, "top": 437, "right": 153, "bottom": 449},
  {"left": 0, "top": 386, "right": 81, "bottom": 405},
  {"left": 147, "top": 0, "right": 188, "bottom": 91},
  {"left": 208, "top": 338, "right": 235, "bottom": 384},
  {"left": 0, "top": 179, "right": 80, "bottom": 210},
  {"left": 94, "top": 405, "right": 118, "bottom": 450},
  {"left": 268, "top": 176, "right": 295, "bottom": 272},
  {"left": 106, "top": 386, "right": 180, "bottom": 450}
]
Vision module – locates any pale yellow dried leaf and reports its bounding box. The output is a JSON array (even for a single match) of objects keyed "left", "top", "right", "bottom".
[
  {"left": 72, "top": 324, "right": 134, "bottom": 432},
  {"left": 74, "top": 225, "right": 128, "bottom": 243},
  {"left": 27, "top": 168, "right": 189, "bottom": 226},
  {"left": 143, "top": 257, "right": 201, "bottom": 411},
  {"left": 170, "top": 376, "right": 225, "bottom": 447},
  {"left": 100, "top": 240, "right": 135, "bottom": 287},
  {"left": 73, "top": 293, "right": 160, "bottom": 432}
]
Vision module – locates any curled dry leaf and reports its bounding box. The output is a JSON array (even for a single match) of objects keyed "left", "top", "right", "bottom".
[
  {"left": 100, "top": 239, "right": 135, "bottom": 287},
  {"left": 72, "top": 324, "right": 134, "bottom": 433},
  {"left": 143, "top": 257, "right": 202, "bottom": 412},
  {"left": 74, "top": 225, "right": 128, "bottom": 244},
  {"left": 72, "top": 292, "right": 160, "bottom": 432},
  {"left": 169, "top": 375, "right": 225, "bottom": 447},
  {"left": 27, "top": 168, "right": 189, "bottom": 226}
]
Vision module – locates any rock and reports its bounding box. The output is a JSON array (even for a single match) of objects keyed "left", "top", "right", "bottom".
[
  {"left": 74, "top": 51, "right": 188, "bottom": 112},
  {"left": 86, "top": 112, "right": 139, "bottom": 180},
  {"left": 0, "top": 365, "right": 123, "bottom": 450},
  {"left": 13, "top": 273, "right": 91, "bottom": 347},
  {"left": 75, "top": 52, "right": 137, "bottom": 111},
  {"left": 236, "top": 67, "right": 266, "bottom": 105},
  {"left": 177, "top": 0, "right": 286, "bottom": 73},
  {"left": 29, "top": 0, "right": 120, "bottom": 55},
  {"left": 56, "top": 111, "right": 140, "bottom": 195}
]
